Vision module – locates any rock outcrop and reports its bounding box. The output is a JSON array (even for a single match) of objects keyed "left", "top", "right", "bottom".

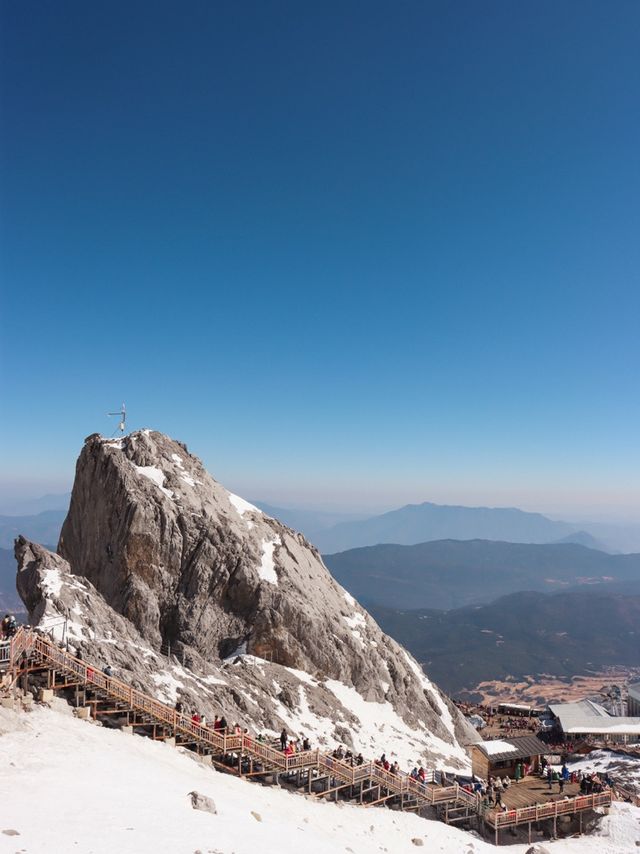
[{"left": 17, "top": 429, "right": 476, "bottom": 768}]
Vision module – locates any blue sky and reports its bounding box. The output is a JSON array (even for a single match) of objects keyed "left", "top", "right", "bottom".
[{"left": 1, "top": 1, "right": 639, "bottom": 517}]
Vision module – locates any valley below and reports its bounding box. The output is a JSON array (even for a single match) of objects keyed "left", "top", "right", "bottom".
[
  {"left": 365, "top": 588, "right": 640, "bottom": 698},
  {"left": 462, "top": 666, "right": 640, "bottom": 707}
]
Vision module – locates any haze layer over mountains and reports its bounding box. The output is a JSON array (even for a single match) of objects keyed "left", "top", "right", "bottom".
[
  {"left": 3, "top": 494, "right": 640, "bottom": 555},
  {"left": 257, "top": 501, "right": 640, "bottom": 555}
]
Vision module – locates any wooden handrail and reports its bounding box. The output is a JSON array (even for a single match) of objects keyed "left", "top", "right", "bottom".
[
  {"left": 13, "top": 631, "right": 478, "bottom": 810},
  {"left": 12, "top": 629, "right": 619, "bottom": 830},
  {"left": 613, "top": 784, "right": 640, "bottom": 807},
  {"left": 489, "top": 791, "right": 612, "bottom": 828},
  {"left": 284, "top": 748, "right": 320, "bottom": 772}
]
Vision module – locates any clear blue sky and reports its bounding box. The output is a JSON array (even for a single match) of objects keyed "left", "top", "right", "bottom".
[{"left": 1, "top": 1, "right": 639, "bottom": 517}]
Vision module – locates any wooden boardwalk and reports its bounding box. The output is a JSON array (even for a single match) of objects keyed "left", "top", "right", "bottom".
[
  {"left": 2, "top": 628, "right": 614, "bottom": 846},
  {"left": 500, "top": 776, "right": 580, "bottom": 810}
]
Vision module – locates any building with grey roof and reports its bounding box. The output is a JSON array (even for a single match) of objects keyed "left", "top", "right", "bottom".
[
  {"left": 548, "top": 699, "right": 640, "bottom": 743},
  {"left": 628, "top": 683, "right": 640, "bottom": 717}
]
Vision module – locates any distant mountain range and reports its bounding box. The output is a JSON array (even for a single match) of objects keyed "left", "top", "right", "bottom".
[
  {"left": 368, "top": 589, "right": 640, "bottom": 696},
  {"left": 323, "top": 539, "right": 640, "bottom": 610},
  {"left": 0, "top": 510, "right": 66, "bottom": 550},
  {"left": 552, "top": 530, "right": 607, "bottom": 549},
  {"left": 0, "top": 492, "right": 70, "bottom": 516},
  {"left": 253, "top": 502, "right": 367, "bottom": 542},
  {"left": 314, "top": 501, "right": 620, "bottom": 554},
  {"left": 3, "top": 493, "right": 640, "bottom": 554}
]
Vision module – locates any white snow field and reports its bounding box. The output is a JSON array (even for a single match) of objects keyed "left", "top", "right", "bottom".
[{"left": 1, "top": 705, "right": 639, "bottom": 854}]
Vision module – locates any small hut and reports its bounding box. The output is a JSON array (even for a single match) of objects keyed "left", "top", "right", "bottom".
[{"left": 471, "top": 735, "right": 547, "bottom": 779}]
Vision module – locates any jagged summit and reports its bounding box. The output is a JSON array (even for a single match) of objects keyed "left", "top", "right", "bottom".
[{"left": 17, "top": 429, "right": 475, "bottom": 769}]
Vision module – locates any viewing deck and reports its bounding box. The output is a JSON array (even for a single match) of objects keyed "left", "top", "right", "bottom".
[
  {"left": 479, "top": 776, "right": 612, "bottom": 844},
  {"left": 500, "top": 776, "right": 581, "bottom": 810}
]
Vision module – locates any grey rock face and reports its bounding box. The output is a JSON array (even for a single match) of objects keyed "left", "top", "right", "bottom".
[{"left": 18, "top": 430, "right": 473, "bottom": 768}]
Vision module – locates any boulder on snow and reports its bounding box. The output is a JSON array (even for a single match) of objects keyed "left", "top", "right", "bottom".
[
  {"left": 188, "top": 791, "right": 217, "bottom": 814},
  {"left": 525, "top": 846, "right": 551, "bottom": 854}
]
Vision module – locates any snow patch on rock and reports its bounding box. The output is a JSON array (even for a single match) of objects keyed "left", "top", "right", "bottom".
[
  {"left": 258, "top": 537, "right": 281, "bottom": 585},
  {"left": 40, "top": 568, "right": 63, "bottom": 597},
  {"left": 151, "top": 669, "right": 185, "bottom": 704},
  {"left": 132, "top": 464, "right": 174, "bottom": 499},
  {"left": 325, "top": 680, "right": 470, "bottom": 771},
  {"left": 228, "top": 492, "right": 262, "bottom": 517}
]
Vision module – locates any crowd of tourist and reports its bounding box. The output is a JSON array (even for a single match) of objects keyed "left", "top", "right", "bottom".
[
  {"left": 0, "top": 615, "right": 18, "bottom": 640},
  {"left": 168, "top": 694, "right": 625, "bottom": 815},
  {"left": 495, "top": 716, "right": 539, "bottom": 735},
  {"left": 173, "top": 705, "right": 318, "bottom": 756},
  {"left": 331, "top": 744, "right": 364, "bottom": 766}
]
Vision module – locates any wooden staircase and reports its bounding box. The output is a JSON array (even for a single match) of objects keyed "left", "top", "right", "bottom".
[{"left": 2, "top": 627, "right": 614, "bottom": 845}]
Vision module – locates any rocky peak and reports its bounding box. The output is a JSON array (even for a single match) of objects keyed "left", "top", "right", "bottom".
[{"left": 25, "top": 428, "right": 476, "bottom": 768}]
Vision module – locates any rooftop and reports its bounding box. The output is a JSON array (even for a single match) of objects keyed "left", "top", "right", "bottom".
[
  {"left": 548, "top": 699, "right": 610, "bottom": 727},
  {"left": 549, "top": 700, "right": 640, "bottom": 734},
  {"left": 474, "top": 735, "right": 548, "bottom": 762}
]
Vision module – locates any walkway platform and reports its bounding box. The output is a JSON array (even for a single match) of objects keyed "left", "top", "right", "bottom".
[{"left": 1, "top": 628, "right": 614, "bottom": 845}]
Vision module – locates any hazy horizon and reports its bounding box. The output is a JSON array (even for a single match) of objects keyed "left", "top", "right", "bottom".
[{"left": 1, "top": 450, "right": 638, "bottom": 526}]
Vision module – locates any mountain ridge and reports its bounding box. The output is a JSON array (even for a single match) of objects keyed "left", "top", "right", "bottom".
[
  {"left": 323, "top": 538, "right": 640, "bottom": 610},
  {"left": 5, "top": 496, "right": 638, "bottom": 557},
  {"left": 0, "top": 509, "right": 66, "bottom": 550},
  {"left": 313, "top": 500, "right": 605, "bottom": 553},
  {"left": 367, "top": 588, "right": 640, "bottom": 696}
]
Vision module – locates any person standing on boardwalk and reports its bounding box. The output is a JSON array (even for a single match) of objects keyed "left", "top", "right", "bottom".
[
  {"left": 515, "top": 762, "right": 522, "bottom": 783},
  {"left": 280, "top": 728, "right": 288, "bottom": 751}
]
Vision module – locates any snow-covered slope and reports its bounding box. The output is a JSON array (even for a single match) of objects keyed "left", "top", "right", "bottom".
[{"left": 1, "top": 703, "right": 638, "bottom": 854}]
